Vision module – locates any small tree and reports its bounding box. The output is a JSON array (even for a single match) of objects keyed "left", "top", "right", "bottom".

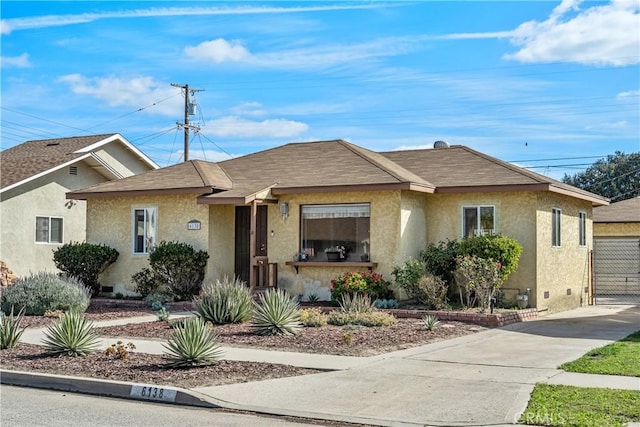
[
  {"left": 457, "top": 234, "right": 522, "bottom": 282},
  {"left": 53, "top": 242, "right": 118, "bottom": 296},
  {"left": 146, "top": 241, "right": 209, "bottom": 301},
  {"left": 454, "top": 255, "right": 503, "bottom": 311}
]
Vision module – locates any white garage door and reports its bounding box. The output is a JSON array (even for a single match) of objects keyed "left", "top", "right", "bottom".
[{"left": 593, "top": 238, "right": 640, "bottom": 304}]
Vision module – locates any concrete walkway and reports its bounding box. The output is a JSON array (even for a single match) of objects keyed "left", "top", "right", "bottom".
[{"left": 6, "top": 305, "right": 640, "bottom": 427}]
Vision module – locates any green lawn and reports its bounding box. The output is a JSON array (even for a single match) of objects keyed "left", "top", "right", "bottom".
[
  {"left": 520, "top": 384, "right": 640, "bottom": 427},
  {"left": 560, "top": 330, "right": 640, "bottom": 377}
]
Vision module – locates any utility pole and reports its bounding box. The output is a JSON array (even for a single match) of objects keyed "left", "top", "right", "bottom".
[{"left": 171, "top": 83, "right": 204, "bottom": 162}]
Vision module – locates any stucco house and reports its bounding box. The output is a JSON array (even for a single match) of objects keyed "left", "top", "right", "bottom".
[
  {"left": 0, "top": 134, "right": 158, "bottom": 276},
  {"left": 592, "top": 197, "right": 640, "bottom": 303},
  {"left": 68, "top": 139, "right": 608, "bottom": 313}
]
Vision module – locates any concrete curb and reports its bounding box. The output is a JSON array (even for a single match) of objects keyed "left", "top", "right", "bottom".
[
  {"left": 0, "top": 369, "right": 423, "bottom": 427},
  {"left": 0, "top": 369, "right": 219, "bottom": 409}
]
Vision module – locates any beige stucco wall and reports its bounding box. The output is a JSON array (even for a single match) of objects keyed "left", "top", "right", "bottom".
[
  {"left": 86, "top": 194, "right": 210, "bottom": 291},
  {"left": 94, "top": 144, "right": 153, "bottom": 177},
  {"left": 271, "top": 190, "right": 403, "bottom": 297},
  {"left": 594, "top": 222, "right": 640, "bottom": 237},
  {"left": 535, "top": 192, "right": 592, "bottom": 313},
  {"left": 424, "top": 191, "right": 538, "bottom": 303},
  {"left": 0, "top": 162, "right": 106, "bottom": 277},
  {"left": 207, "top": 204, "right": 236, "bottom": 281}
]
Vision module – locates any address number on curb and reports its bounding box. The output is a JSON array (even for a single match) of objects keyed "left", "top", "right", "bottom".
[{"left": 130, "top": 385, "right": 177, "bottom": 403}]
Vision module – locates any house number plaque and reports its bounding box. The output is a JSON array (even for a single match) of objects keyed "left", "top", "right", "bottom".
[{"left": 187, "top": 220, "right": 201, "bottom": 230}]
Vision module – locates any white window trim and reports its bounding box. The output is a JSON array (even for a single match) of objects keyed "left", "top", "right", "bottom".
[
  {"left": 552, "top": 208, "right": 562, "bottom": 247},
  {"left": 579, "top": 211, "right": 587, "bottom": 247},
  {"left": 35, "top": 216, "right": 64, "bottom": 244},
  {"left": 461, "top": 205, "right": 496, "bottom": 238},
  {"left": 132, "top": 206, "right": 157, "bottom": 255}
]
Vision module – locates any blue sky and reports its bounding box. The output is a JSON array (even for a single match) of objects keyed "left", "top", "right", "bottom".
[{"left": 1, "top": 1, "right": 638, "bottom": 179}]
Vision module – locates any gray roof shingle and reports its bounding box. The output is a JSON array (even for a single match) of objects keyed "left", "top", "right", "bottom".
[{"left": 593, "top": 197, "right": 640, "bottom": 223}]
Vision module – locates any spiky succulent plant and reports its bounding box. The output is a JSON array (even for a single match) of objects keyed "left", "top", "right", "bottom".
[
  {"left": 0, "top": 306, "right": 26, "bottom": 350},
  {"left": 42, "top": 311, "right": 100, "bottom": 356},
  {"left": 423, "top": 314, "right": 441, "bottom": 331},
  {"left": 194, "top": 276, "right": 253, "bottom": 324},
  {"left": 163, "top": 317, "right": 224, "bottom": 368},
  {"left": 251, "top": 288, "right": 302, "bottom": 336}
]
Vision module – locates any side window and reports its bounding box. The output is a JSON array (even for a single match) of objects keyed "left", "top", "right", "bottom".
[
  {"left": 35, "top": 216, "right": 63, "bottom": 244},
  {"left": 552, "top": 208, "right": 562, "bottom": 247},
  {"left": 133, "top": 207, "right": 157, "bottom": 254},
  {"left": 579, "top": 212, "right": 586, "bottom": 246},
  {"left": 462, "top": 206, "right": 495, "bottom": 238}
]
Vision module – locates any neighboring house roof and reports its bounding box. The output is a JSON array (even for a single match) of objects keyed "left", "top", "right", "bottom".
[
  {"left": 68, "top": 160, "right": 232, "bottom": 198},
  {"left": 382, "top": 145, "right": 608, "bottom": 205},
  {"left": 66, "top": 139, "right": 609, "bottom": 206},
  {"left": 1, "top": 133, "right": 158, "bottom": 193},
  {"left": 593, "top": 197, "right": 640, "bottom": 223}
]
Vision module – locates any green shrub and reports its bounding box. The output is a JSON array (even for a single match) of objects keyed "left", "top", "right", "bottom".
[
  {"left": 42, "top": 311, "right": 100, "bottom": 356},
  {"left": 300, "top": 308, "right": 327, "bottom": 327},
  {"left": 327, "top": 310, "right": 397, "bottom": 327},
  {"left": 155, "top": 307, "right": 170, "bottom": 322},
  {"left": 421, "top": 239, "right": 460, "bottom": 285},
  {"left": 457, "top": 234, "right": 522, "bottom": 281},
  {"left": 132, "top": 268, "right": 160, "bottom": 299},
  {"left": 373, "top": 299, "right": 399, "bottom": 309},
  {"left": 391, "top": 258, "right": 426, "bottom": 299},
  {"left": 163, "top": 317, "right": 223, "bottom": 368},
  {"left": 338, "top": 293, "right": 374, "bottom": 313},
  {"left": 251, "top": 289, "right": 302, "bottom": 336},
  {"left": 53, "top": 242, "right": 119, "bottom": 296},
  {"left": 330, "top": 271, "right": 393, "bottom": 301},
  {"left": 1, "top": 272, "right": 91, "bottom": 316},
  {"left": 144, "top": 291, "right": 174, "bottom": 309},
  {"left": 407, "top": 274, "right": 448, "bottom": 310},
  {"left": 145, "top": 241, "right": 209, "bottom": 301},
  {"left": 455, "top": 254, "right": 503, "bottom": 310},
  {"left": 194, "top": 277, "right": 253, "bottom": 324},
  {"left": 0, "top": 307, "right": 25, "bottom": 349}
]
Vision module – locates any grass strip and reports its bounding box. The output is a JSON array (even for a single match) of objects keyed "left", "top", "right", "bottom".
[
  {"left": 560, "top": 330, "right": 640, "bottom": 377},
  {"left": 520, "top": 384, "right": 640, "bottom": 427}
]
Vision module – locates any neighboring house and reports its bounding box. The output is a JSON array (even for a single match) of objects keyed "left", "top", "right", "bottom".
[
  {"left": 0, "top": 134, "right": 158, "bottom": 276},
  {"left": 68, "top": 139, "right": 608, "bottom": 313},
  {"left": 592, "top": 197, "right": 640, "bottom": 304}
]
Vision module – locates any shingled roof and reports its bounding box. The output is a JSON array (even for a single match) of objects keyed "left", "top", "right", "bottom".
[
  {"left": 68, "top": 160, "right": 232, "bottom": 198},
  {"left": 382, "top": 145, "right": 608, "bottom": 205},
  {"left": 593, "top": 197, "right": 640, "bottom": 223},
  {"left": 66, "top": 139, "right": 608, "bottom": 206},
  {"left": 1, "top": 133, "right": 156, "bottom": 192}
]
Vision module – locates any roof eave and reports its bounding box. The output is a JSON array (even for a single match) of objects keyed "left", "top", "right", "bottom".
[
  {"left": 1, "top": 154, "right": 91, "bottom": 194},
  {"left": 67, "top": 186, "right": 214, "bottom": 200}
]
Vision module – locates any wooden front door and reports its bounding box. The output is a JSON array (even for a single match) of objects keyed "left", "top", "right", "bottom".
[{"left": 234, "top": 205, "right": 268, "bottom": 284}]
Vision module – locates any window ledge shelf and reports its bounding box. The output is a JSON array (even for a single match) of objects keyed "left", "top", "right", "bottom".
[{"left": 285, "top": 261, "right": 378, "bottom": 274}]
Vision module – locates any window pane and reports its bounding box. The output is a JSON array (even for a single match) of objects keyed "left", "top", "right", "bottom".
[
  {"left": 463, "top": 208, "right": 477, "bottom": 238},
  {"left": 579, "top": 212, "right": 586, "bottom": 246},
  {"left": 301, "top": 204, "right": 370, "bottom": 260},
  {"left": 480, "top": 207, "right": 495, "bottom": 235},
  {"left": 133, "top": 208, "right": 156, "bottom": 253},
  {"left": 35, "top": 217, "right": 49, "bottom": 242},
  {"left": 552, "top": 209, "right": 561, "bottom": 247},
  {"left": 145, "top": 208, "right": 156, "bottom": 251},
  {"left": 134, "top": 209, "right": 145, "bottom": 253},
  {"left": 50, "top": 218, "right": 63, "bottom": 243}
]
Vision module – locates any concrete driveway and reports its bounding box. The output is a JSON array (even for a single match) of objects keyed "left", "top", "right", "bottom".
[{"left": 195, "top": 305, "right": 640, "bottom": 427}]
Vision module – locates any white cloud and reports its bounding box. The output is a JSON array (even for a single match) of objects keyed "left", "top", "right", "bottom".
[
  {"left": 205, "top": 116, "right": 308, "bottom": 138},
  {"left": 0, "top": 53, "right": 31, "bottom": 68},
  {"left": 57, "top": 74, "right": 180, "bottom": 116},
  {"left": 1, "top": 4, "right": 392, "bottom": 35},
  {"left": 184, "top": 39, "right": 250, "bottom": 63},
  {"left": 617, "top": 90, "right": 640, "bottom": 99},
  {"left": 505, "top": 0, "right": 640, "bottom": 66},
  {"left": 230, "top": 102, "right": 267, "bottom": 117}
]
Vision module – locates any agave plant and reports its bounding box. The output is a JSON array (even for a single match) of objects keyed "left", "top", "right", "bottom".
[
  {"left": 163, "top": 317, "right": 224, "bottom": 368},
  {"left": 194, "top": 277, "right": 253, "bottom": 324},
  {"left": 42, "top": 311, "right": 100, "bottom": 356},
  {"left": 339, "top": 293, "right": 374, "bottom": 313},
  {"left": 251, "top": 288, "right": 302, "bottom": 336},
  {"left": 423, "top": 314, "right": 441, "bottom": 331},
  {"left": 0, "top": 306, "right": 26, "bottom": 350}
]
